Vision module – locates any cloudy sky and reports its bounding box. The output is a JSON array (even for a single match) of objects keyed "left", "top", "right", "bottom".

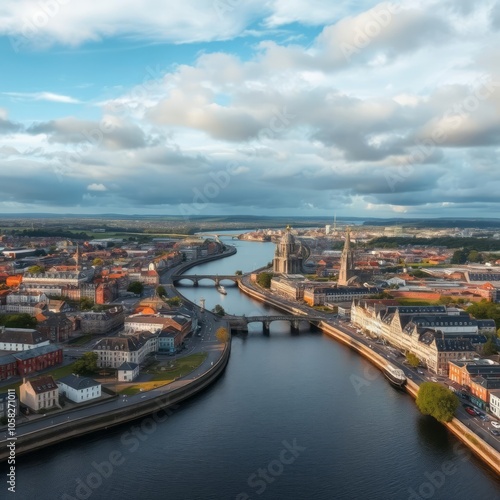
[{"left": 0, "top": 0, "right": 499, "bottom": 219}]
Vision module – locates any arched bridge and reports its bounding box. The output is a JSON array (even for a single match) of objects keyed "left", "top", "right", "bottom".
[
  {"left": 226, "top": 315, "right": 324, "bottom": 334},
  {"left": 172, "top": 274, "right": 242, "bottom": 286}
]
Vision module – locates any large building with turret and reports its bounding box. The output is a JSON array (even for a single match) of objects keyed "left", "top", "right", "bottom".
[{"left": 273, "top": 227, "right": 303, "bottom": 274}]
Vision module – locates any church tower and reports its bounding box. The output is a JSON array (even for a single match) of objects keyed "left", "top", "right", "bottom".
[{"left": 338, "top": 227, "right": 355, "bottom": 285}]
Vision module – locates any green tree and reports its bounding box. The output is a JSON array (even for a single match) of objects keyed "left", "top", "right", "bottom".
[
  {"left": 156, "top": 285, "right": 167, "bottom": 297},
  {"left": 127, "top": 281, "right": 144, "bottom": 296},
  {"left": 27, "top": 265, "right": 45, "bottom": 274},
  {"left": 92, "top": 258, "right": 104, "bottom": 266},
  {"left": 256, "top": 272, "right": 273, "bottom": 289},
  {"left": 79, "top": 297, "right": 94, "bottom": 311},
  {"left": 450, "top": 249, "right": 468, "bottom": 264},
  {"left": 416, "top": 382, "right": 459, "bottom": 423},
  {"left": 0, "top": 313, "right": 37, "bottom": 329},
  {"left": 73, "top": 352, "right": 99, "bottom": 376},
  {"left": 235, "top": 270, "right": 243, "bottom": 275},
  {"left": 406, "top": 352, "right": 420, "bottom": 368},
  {"left": 215, "top": 327, "right": 229, "bottom": 343},
  {"left": 166, "top": 296, "right": 181, "bottom": 307},
  {"left": 467, "top": 250, "right": 482, "bottom": 263},
  {"left": 467, "top": 300, "right": 500, "bottom": 329},
  {"left": 483, "top": 336, "right": 498, "bottom": 356},
  {"left": 212, "top": 304, "right": 226, "bottom": 317}
]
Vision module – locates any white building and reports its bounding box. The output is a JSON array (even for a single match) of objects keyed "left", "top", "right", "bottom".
[
  {"left": 490, "top": 390, "right": 500, "bottom": 420},
  {"left": 57, "top": 374, "right": 101, "bottom": 403},
  {"left": 0, "top": 328, "right": 50, "bottom": 352},
  {"left": 117, "top": 362, "right": 140, "bottom": 382},
  {"left": 93, "top": 332, "right": 158, "bottom": 369}
]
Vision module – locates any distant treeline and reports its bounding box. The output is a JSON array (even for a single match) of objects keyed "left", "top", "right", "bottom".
[
  {"left": 8, "top": 229, "right": 91, "bottom": 239},
  {"left": 367, "top": 236, "right": 500, "bottom": 251},
  {"left": 364, "top": 218, "right": 500, "bottom": 229}
]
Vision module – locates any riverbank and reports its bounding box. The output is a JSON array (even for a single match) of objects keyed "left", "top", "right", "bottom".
[
  {"left": 237, "top": 276, "right": 500, "bottom": 477},
  {"left": 0, "top": 249, "right": 237, "bottom": 461}
]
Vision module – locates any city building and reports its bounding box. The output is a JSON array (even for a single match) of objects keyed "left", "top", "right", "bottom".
[
  {"left": 93, "top": 332, "right": 158, "bottom": 368},
  {"left": 19, "top": 375, "right": 59, "bottom": 412},
  {"left": 57, "top": 374, "right": 102, "bottom": 403},
  {"left": 0, "top": 392, "right": 18, "bottom": 419},
  {"left": 13, "top": 344, "right": 63, "bottom": 376},
  {"left": 0, "top": 355, "right": 17, "bottom": 381},
  {"left": 273, "top": 227, "right": 303, "bottom": 274},
  {"left": 351, "top": 302, "right": 479, "bottom": 375},
  {"left": 490, "top": 390, "right": 500, "bottom": 419},
  {"left": 80, "top": 306, "right": 125, "bottom": 334},
  {"left": 117, "top": 362, "right": 139, "bottom": 382},
  {"left": 0, "top": 328, "right": 50, "bottom": 352},
  {"left": 270, "top": 275, "right": 308, "bottom": 300},
  {"left": 303, "top": 285, "right": 378, "bottom": 306}
]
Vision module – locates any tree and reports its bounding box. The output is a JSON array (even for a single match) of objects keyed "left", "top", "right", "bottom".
[
  {"left": 127, "top": 281, "right": 144, "bottom": 296},
  {"left": 79, "top": 297, "right": 94, "bottom": 311},
  {"left": 27, "top": 265, "right": 45, "bottom": 274},
  {"left": 0, "top": 313, "right": 37, "bottom": 329},
  {"left": 72, "top": 352, "right": 98, "bottom": 376},
  {"left": 92, "top": 258, "right": 104, "bottom": 266},
  {"left": 215, "top": 327, "right": 229, "bottom": 343},
  {"left": 467, "top": 250, "right": 482, "bottom": 263},
  {"left": 406, "top": 352, "right": 420, "bottom": 368},
  {"left": 256, "top": 272, "right": 273, "bottom": 289},
  {"left": 467, "top": 300, "right": 500, "bottom": 329},
  {"left": 416, "top": 382, "right": 459, "bottom": 423},
  {"left": 450, "top": 249, "right": 468, "bottom": 264},
  {"left": 166, "top": 296, "right": 181, "bottom": 307},
  {"left": 156, "top": 285, "right": 167, "bottom": 297},
  {"left": 212, "top": 304, "right": 226, "bottom": 317},
  {"left": 483, "top": 336, "right": 498, "bottom": 356},
  {"left": 235, "top": 270, "right": 243, "bottom": 275}
]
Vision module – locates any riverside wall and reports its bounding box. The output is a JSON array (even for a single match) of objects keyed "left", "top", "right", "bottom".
[
  {"left": 0, "top": 341, "right": 230, "bottom": 461},
  {"left": 237, "top": 278, "right": 500, "bottom": 477}
]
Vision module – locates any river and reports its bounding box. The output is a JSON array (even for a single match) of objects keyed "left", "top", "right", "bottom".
[{"left": 13, "top": 233, "right": 500, "bottom": 500}]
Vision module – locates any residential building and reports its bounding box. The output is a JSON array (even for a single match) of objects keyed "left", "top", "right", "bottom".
[
  {"left": 19, "top": 375, "right": 59, "bottom": 412},
  {"left": 303, "top": 285, "right": 378, "bottom": 306},
  {"left": 93, "top": 332, "right": 158, "bottom": 368},
  {"left": 57, "top": 374, "right": 101, "bottom": 403},
  {"left": 0, "top": 328, "right": 50, "bottom": 352},
  {"left": 117, "top": 362, "right": 139, "bottom": 382},
  {"left": 490, "top": 390, "right": 500, "bottom": 419},
  {"left": 80, "top": 306, "right": 125, "bottom": 334},
  {"left": 13, "top": 344, "right": 63, "bottom": 376},
  {"left": 0, "top": 392, "right": 18, "bottom": 419},
  {"left": 0, "top": 355, "right": 17, "bottom": 381}
]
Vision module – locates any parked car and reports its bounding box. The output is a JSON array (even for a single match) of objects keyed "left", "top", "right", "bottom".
[
  {"left": 465, "top": 407, "right": 477, "bottom": 417},
  {"left": 490, "top": 429, "right": 500, "bottom": 436},
  {"left": 491, "top": 421, "right": 500, "bottom": 429}
]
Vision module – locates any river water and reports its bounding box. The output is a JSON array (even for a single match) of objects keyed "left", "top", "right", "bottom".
[{"left": 13, "top": 234, "right": 500, "bottom": 500}]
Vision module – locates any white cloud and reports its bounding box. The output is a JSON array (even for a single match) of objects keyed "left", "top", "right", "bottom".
[
  {"left": 3, "top": 91, "right": 80, "bottom": 103},
  {"left": 87, "top": 183, "right": 107, "bottom": 191}
]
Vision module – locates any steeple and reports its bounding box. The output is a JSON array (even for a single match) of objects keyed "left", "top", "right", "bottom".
[{"left": 338, "top": 227, "right": 354, "bottom": 286}]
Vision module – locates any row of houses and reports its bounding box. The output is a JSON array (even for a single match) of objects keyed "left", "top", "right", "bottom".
[
  {"left": 0, "top": 344, "right": 63, "bottom": 380},
  {"left": 448, "top": 359, "right": 500, "bottom": 418},
  {"left": 351, "top": 301, "right": 495, "bottom": 375}
]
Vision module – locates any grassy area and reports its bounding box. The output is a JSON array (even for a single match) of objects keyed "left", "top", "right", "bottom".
[
  {"left": 119, "top": 353, "right": 208, "bottom": 395},
  {"left": 0, "top": 362, "right": 79, "bottom": 394},
  {"left": 68, "top": 334, "right": 94, "bottom": 346}
]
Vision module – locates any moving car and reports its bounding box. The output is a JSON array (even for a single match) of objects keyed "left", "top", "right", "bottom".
[{"left": 464, "top": 407, "right": 477, "bottom": 417}]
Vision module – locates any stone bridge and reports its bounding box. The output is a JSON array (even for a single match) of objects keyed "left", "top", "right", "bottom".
[
  {"left": 226, "top": 314, "right": 324, "bottom": 334},
  {"left": 172, "top": 274, "right": 242, "bottom": 286}
]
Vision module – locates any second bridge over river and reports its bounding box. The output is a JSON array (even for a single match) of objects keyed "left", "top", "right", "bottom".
[{"left": 225, "top": 314, "right": 324, "bottom": 334}]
